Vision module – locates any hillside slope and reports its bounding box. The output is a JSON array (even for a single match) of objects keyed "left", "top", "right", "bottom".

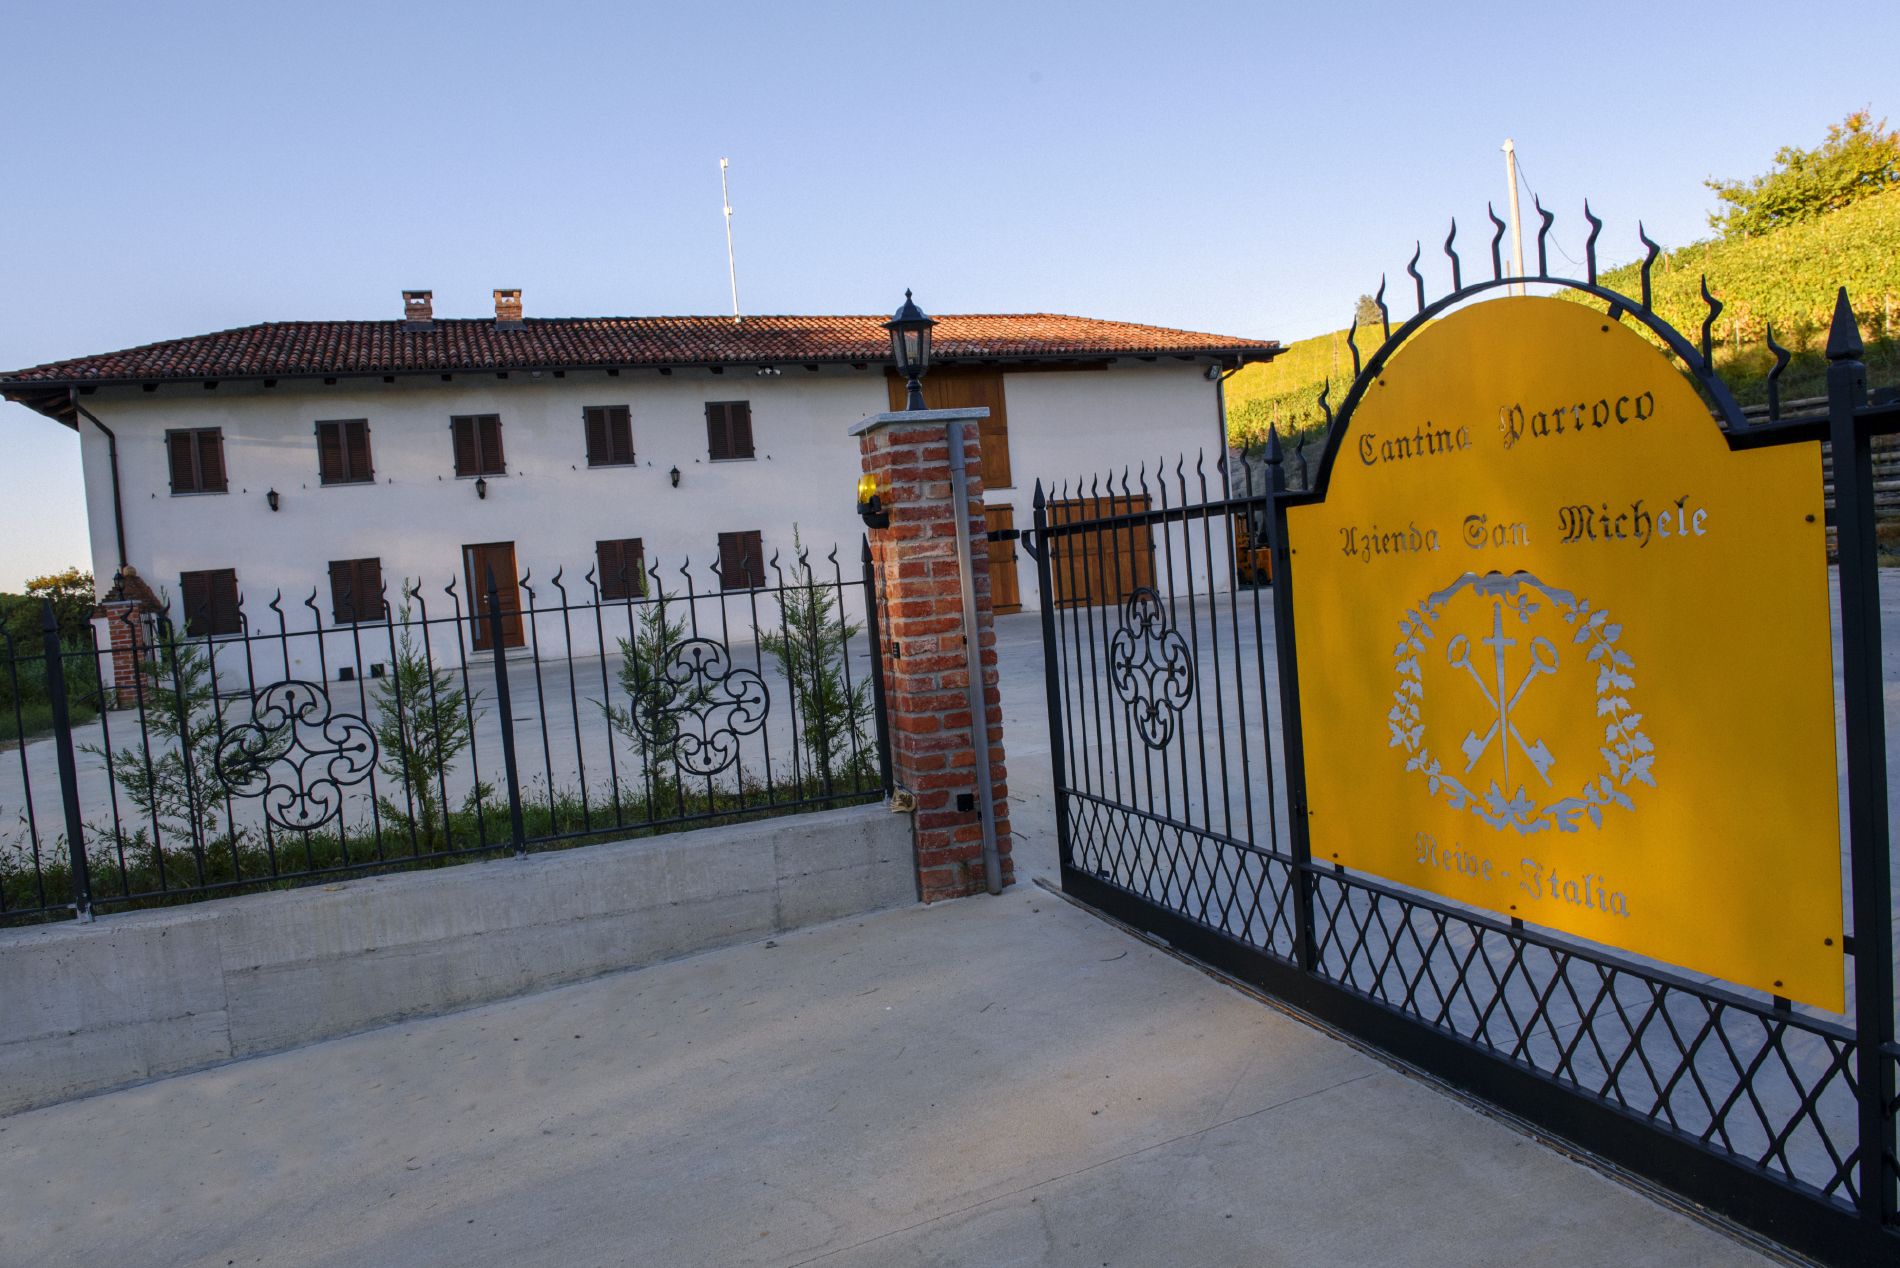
[{"left": 1227, "top": 187, "right": 1900, "bottom": 449}]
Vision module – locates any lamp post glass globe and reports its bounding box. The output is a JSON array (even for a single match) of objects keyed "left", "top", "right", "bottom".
[{"left": 884, "top": 289, "right": 936, "bottom": 411}]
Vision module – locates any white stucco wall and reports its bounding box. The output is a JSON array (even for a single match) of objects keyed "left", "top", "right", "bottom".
[
  {"left": 72, "top": 359, "right": 1230, "bottom": 671},
  {"left": 987, "top": 365, "right": 1233, "bottom": 607}
]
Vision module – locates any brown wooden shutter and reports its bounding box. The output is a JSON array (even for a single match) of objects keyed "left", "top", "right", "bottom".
[
  {"left": 180, "top": 570, "right": 212, "bottom": 635},
  {"left": 197, "top": 431, "right": 227, "bottom": 493},
  {"left": 452, "top": 416, "right": 477, "bottom": 476},
  {"left": 355, "top": 557, "right": 384, "bottom": 621},
  {"left": 181, "top": 568, "right": 239, "bottom": 636},
  {"left": 328, "top": 558, "right": 355, "bottom": 621},
  {"left": 706, "top": 402, "right": 729, "bottom": 460},
  {"left": 211, "top": 569, "right": 240, "bottom": 634},
  {"left": 610, "top": 406, "right": 634, "bottom": 464},
  {"left": 478, "top": 415, "right": 504, "bottom": 473},
  {"left": 584, "top": 408, "right": 610, "bottom": 466},
  {"left": 729, "top": 401, "right": 753, "bottom": 459},
  {"left": 596, "top": 538, "right": 645, "bottom": 600},
  {"left": 345, "top": 420, "right": 373, "bottom": 482},
  {"left": 329, "top": 558, "right": 385, "bottom": 622},
  {"left": 595, "top": 538, "right": 622, "bottom": 597},
  {"left": 167, "top": 431, "right": 196, "bottom": 492},
  {"left": 718, "top": 530, "right": 763, "bottom": 589},
  {"left": 317, "top": 421, "right": 345, "bottom": 483},
  {"left": 979, "top": 411, "right": 1010, "bottom": 490}
]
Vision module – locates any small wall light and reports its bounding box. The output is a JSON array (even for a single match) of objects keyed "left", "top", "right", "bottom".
[
  {"left": 475, "top": 476, "right": 488, "bottom": 500},
  {"left": 856, "top": 472, "right": 889, "bottom": 529},
  {"left": 670, "top": 465, "right": 681, "bottom": 488},
  {"left": 265, "top": 488, "right": 280, "bottom": 512}
]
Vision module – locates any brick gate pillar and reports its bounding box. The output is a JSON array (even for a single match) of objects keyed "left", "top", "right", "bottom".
[
  {"left": 93, "top": 567, "right": 164, "bottom": 708},
  {"left": 852, "top": 407, "right": 1012, "bottom": 901}
]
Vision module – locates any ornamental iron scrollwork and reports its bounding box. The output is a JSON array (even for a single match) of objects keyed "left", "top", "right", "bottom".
[
  {"left": 631, "top": 637, "right": 769, "bottom": 777},
  {"left": 214, "top": 681, "right": 379, "bottom": 830},
  {"left": 1108, "top": 587, "right": 1194, "bottom": 749}
]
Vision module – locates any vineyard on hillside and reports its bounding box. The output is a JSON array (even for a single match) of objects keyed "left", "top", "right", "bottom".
[{"left": 1226, "top": 186, "right": 1900, "bottom": 450}]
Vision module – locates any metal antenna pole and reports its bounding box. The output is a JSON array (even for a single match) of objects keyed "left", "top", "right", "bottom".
[
  {"left": 720, "top": 158, "right": 741, "bottom": 325},
  {"left": 1503, "top": 139, "right": 1527, "bottom": 296}
]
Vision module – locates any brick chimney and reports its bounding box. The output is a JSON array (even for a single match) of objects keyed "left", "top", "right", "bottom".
[
  {"left": 493, "top": 288, "right": 523, "bottom": 326},
  {"left": 402, "top": 290, "right": 434, "bottom": 330}
]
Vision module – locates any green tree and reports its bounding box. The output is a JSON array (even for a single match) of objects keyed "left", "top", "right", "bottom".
[
  {"left": 1, "top": 567, "right": 96, "bottom": 647},
  {"left": 603, "top": 584, "right": 706, "bottom": 797},
  {"left": 1353, "top": 294, "right": 1383, "bottom": 327},
  {"left": 758, "top": 530, "right": 872, "bottom": 791},
  {"left": 1708, "top": 109, "right": 1900, "bottom": 237},
  {"left": 85, "top": 629, "right": 235, "bottom": 845},
  {"left": 371, "top": 607, "right": 482, "bottom": 845}
]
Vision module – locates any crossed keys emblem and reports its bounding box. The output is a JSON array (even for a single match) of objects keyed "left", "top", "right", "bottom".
[
  {"left": 1446, "top": 600, "right": 1558, "bottom": 789},
  {"left": 1390, "top": 571, "right": 1653, "bottom": 835}
]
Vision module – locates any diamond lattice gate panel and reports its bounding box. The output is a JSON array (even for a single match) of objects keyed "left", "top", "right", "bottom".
[{"left": 1025, "top": 219, "right": 1898, "bottom": 1265}]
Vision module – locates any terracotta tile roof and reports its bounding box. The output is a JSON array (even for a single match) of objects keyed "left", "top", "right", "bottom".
[{"left": 1, "top": 313, "right": 1278, "bottom": 422}]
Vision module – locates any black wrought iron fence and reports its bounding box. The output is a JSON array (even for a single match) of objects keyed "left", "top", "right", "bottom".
[
  {"left": 1041, "top": 423, "right": 1900, "bottom": 1262},
  {"left": 0, "top": 541, "right": 892, "bottom": 924}
]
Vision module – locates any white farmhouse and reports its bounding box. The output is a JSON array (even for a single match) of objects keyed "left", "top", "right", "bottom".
[{"left": 2, "top": 289, "right": 1277, "bottom": 650}]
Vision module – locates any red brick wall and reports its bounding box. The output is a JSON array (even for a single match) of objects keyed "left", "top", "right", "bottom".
[
  {"left": 96, "top": 601, "right": 151, "bottom": 709},
  {"left": 859, "top": 417, "right": 1012, "bottom": 901}
]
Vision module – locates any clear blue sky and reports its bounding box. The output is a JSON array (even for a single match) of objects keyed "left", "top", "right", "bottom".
[{"left": 3, "top": 0, "right": 1894, "bottom": 589}]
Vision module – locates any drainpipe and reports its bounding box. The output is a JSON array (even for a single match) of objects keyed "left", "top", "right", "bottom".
[
  {"left": 1212, "top": 360, "right": 1244, "bottom": 497},
  {"left": 946, "top": 419, "right": 1002, "bottom": 895},
  {"left": 70, "top": 390, "right": 128, "bottom": 575}
]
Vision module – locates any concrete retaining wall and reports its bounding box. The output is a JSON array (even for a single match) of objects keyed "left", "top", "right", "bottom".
[{"left": 0, "top": 803, "right": 914, "bottom": 1115}]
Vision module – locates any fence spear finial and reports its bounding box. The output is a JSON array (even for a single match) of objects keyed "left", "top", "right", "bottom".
[
  {"left": 1827, "top": 287, "right": 1865, "bottom": 362},
  {"left": 1638, "top": 222, "right": 1660, "bottom": 311}
]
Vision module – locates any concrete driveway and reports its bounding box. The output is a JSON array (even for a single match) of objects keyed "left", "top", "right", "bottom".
[{"left": 0, "top": 882, "right": 1769, "bottom": 1267}]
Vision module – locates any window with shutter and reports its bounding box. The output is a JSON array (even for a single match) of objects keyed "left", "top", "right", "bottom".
[
  {"left": 705, "top": 401, "right": 755, "bottom": 461},
  {"left": 317, "top": 419, "right": 374, "bottom": 485},
  {"left": 179, "top": 568, "right": 241, "bottom": 637},
  {"left": 584, "top": 406, "right": 635, "bottom": 467},
  {"left": 717, "top": 530, "right": 764, "bottom": 590},
  {"left": 595, "top": 538, "right": 646, "bottom": 600},
  {"left": 328, "top": 557, "right": 386, "bottom": 623},
  {"left": 165, "top": 429, "right": 229, "bottom": 494},
  {"left": 451, "top": 414, "right": 506, "bottom": 476}
]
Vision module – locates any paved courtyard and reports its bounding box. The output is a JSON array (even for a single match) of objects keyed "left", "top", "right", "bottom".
[{"left": 0, "top": 874, "right": 1772, "bottom": 1267}]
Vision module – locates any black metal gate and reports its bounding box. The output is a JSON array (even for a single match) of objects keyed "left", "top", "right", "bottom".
[{"left": 1023, "top": 224, "right": 1898, "bottom": 1264}]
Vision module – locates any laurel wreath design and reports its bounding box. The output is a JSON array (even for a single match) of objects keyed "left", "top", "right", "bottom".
[{"left": 1388, "top": 572, "right": 1655, "bottom": 835}]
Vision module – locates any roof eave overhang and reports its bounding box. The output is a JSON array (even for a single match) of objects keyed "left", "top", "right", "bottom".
[
  {"left": 1, "top": 344, "right": 1280, "bottom": 423},
  {"left": 3, "top": 387, "right": 78, "bottom": 426}
]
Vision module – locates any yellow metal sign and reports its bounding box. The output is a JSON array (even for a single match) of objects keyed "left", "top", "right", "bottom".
[{"left": 1285, "top": 296, "right": 1843, "bottom": 1010}]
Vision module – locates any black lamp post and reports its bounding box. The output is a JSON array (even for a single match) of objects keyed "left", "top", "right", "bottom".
[
  {"left": 265, "top": 488, "right": 280, "bottom": 512},
  {"left": 669, "top": 465, "right": 681, "bottom": 488},
  {"left": 475, "top": 476, "right": 488, "bottom": 500},
  {"left": 884, "top": 289, "right": 936, "bottom": 411}
]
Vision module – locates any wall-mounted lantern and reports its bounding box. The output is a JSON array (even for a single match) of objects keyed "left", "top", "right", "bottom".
[
  {"left": 884, "top": 289, "right": 936, "bottom": 411},
  {"left": 475, "top": 476, "right": 488, "bottom": 500},
  {"left": 670, "top": 465, "right": 681, "bottom": 488},
  {"left": 265, "top": 488, "right": 280, "bottom": 512},
  {"left": 856, "top": 472, "right": 889, "bottom": 529}
]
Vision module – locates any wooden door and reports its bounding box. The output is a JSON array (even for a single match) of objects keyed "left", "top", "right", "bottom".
[
  {"left": 463, "top": 541, "right": 525, "bottom": 650},
  {"left": 888, "top": 368, "right": 1011, "bottom": 491},
  {"left": 984, "top": 505, "right": 1022, "bottom": 614},
  {"left": 1046, "top": 497, "right": 1156, "bottom": 608}
]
